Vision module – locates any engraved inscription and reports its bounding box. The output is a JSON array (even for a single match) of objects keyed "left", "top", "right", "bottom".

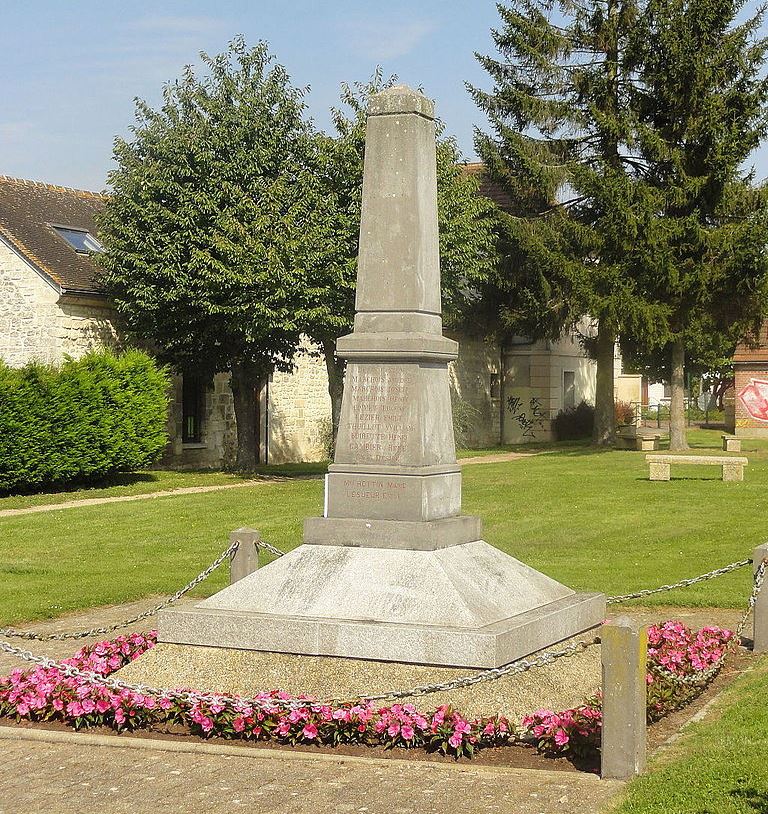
[
  {"left": 347, "top": 369, "right": 415, "bottom": 462},
  {"left": 342, "top": 477, "right": 409, "bottom": 502}
]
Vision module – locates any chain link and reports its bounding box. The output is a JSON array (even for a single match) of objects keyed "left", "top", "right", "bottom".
[
  {"left": 0, "top": 538, "right": 286, "bottom": 642},
  {"left": 607, "top": 558, "right": 752, "bottom": 604},
  {"left": 0, "top": 544, "right": 762, "bottom": 706},
  {"left": 0, "top": 633, "right": 598, "bottom": 709},
  {"left": 0, "top": 541, "right": 241, "bottom": 641},
  {"left": 648, "top": 557, "right": 767, "bottom": 687}
]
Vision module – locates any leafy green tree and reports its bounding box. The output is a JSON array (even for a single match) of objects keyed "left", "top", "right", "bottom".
[
  {"left": 470, "top": 0, "right": 665, "bottom": 445},
  {"left": 302, "top": 74, "right": 500, "bottom": 442},
  {"left": 98, "top": 38, "right": 318, "bottom": 470},
  {"left": 625, "top": 0, "right": 768, "bottom": 449}
]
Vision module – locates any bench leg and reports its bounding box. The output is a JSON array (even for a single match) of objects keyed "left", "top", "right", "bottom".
[
  {"left": 722, "top": 464, "right": 743, "bottom": 482},
  {"left": 649, "top": 462, "right": 670, "bottom": 481}
]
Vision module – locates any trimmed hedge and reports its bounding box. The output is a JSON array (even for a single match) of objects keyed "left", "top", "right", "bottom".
[{"left": 0, "top": 350, "right": 170, "bottom": 493}]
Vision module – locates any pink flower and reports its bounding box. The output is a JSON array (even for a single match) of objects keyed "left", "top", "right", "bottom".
[
  {"left": 554, "top": 729, "right": 569, "bottom": 746},
  {"left": 302, "top": 723, "right": 318, "bottom": 740}
]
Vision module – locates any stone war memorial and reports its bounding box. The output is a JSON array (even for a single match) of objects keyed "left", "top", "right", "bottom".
[{"left": 159, "top": 85, "right": 605, "bottom": 668}]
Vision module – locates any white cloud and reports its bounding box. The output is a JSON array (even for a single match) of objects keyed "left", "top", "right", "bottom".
[{"left": 341, "top": 17, "right": 436, "bottom": 61}]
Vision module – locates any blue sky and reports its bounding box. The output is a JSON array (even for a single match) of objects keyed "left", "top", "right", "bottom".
[{"left": 2, "top": 0, "right": 767, "bottom": 191}]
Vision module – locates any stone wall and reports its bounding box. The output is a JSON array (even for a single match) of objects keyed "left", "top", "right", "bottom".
[
  {"left": 448, "top": 333, "right": 501, "bottom": 448},
  {"left": 0, "top": 242, "right": 118, "bottom": 366},
  {"left": 268, "top": 342, "right": 333, "bottom": 463},
  {"left": 501, "top": 329, "right": 597, "bottom": 444},
  {"left": 0, "top": 242, "right": 64, "bottom": 366},
  {"left": 164, "top": 372, "right": 238, "bottom": 469}
]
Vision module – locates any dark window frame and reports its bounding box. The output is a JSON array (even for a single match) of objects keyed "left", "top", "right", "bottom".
[{"left": 181, "top": 375, "right": 204, "bottom": 443}]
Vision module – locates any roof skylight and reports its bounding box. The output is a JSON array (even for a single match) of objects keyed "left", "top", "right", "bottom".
[{"left": 51, "top": 225, "right": 103, "bottom": 254}]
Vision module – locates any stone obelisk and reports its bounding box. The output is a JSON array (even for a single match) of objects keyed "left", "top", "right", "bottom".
[{"left": 158, "top": 86, "right": 604, "bottom": 667}]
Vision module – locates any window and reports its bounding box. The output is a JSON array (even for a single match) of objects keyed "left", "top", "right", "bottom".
[
  {"left": 489, "top": 372, "right": 500, "bottom": 400},
  {"left": 51, "top": 225, "right": 104, "bottom": 254},
  {"left": 563, "top": 370, "right": 576, "bottom": 410},
  {"left": 182, "top": 375, "right": 204, "bottom": 443}
]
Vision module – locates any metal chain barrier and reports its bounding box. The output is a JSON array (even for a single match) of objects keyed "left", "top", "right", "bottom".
[
  {"left": 1, "top": 538, "right": 286, "bottom": 642},
  {"left": 648, "top": 557, "right": 767, "bottom": 687},
  {"left": 0, "top": 544, "right": 763, "bottom": 708},
  {"left": 0, "top": 540, "right": 245, "bottom": 641},
  {"left": 606, "top": 558, "right": 752, "bottom": 604},
  {"left": 0, "top": 633, "right": 598, "bottom": 709}
]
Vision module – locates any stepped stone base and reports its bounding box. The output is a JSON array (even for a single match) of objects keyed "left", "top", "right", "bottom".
[{"left": 158, "top": 541, "right": 605, "bottom": 668}]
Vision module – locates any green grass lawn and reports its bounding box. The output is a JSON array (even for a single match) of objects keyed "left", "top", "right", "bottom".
[
  {"left": 610, "top": 656, "right": 768, "bottom": 814},
  {"left": 0, "top": 428, "right": 764, "bottom": 624},
  {"left": 0, "top": 463, "right": 327, "bottom": 511}
]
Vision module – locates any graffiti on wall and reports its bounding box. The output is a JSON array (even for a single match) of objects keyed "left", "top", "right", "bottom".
[
  {"left": 738, "top": 378, "right": 768, "bottom": 422},
  {"left": 506, "top": 395, "right": 546, "bottom": 438}
]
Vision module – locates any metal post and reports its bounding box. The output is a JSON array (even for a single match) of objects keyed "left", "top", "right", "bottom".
[
  {"left": 229, "top": 527, "right": 261, "bottom": 583},
  {"left": 753, "top": 543, "right": 768, "bottom": 653},
  {"left": 601, "top": 616, "right": 648, "bottom": 780}
]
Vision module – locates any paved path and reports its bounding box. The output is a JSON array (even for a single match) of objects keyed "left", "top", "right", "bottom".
[
  {"left": 0, "top": 734, "right": 621, "bottom": 814},
  {"left": 0, "top": 454, "right": 533, "bottom": 518}
]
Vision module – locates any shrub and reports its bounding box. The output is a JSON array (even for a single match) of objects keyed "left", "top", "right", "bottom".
[
  {"left": 614, "top": 399, "right": 635, "bottom": 426},
  {"left": 551, "top": 400, "right": 594, "bottom": 440},
  {"left": 0, "top": 350, "right": 170, "bottom": 493}
]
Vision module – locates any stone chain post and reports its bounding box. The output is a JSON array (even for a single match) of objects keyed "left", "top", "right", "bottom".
[
  {"left": 229, "top": 528, "right": 261, "bottom": 584},
  {"left": 753, "top": 543, "right": 768, "bottom": 653},
  {"left": 601, "top": 616, "right": 648, "bottom": 780}
]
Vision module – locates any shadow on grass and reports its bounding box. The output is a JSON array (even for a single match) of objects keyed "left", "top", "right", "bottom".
[
  {"left": 0, "top": 471, "right": 160, "bottom": 500},
  {"left": 729, "top": 785, "right": 768, "bottom": 813}
]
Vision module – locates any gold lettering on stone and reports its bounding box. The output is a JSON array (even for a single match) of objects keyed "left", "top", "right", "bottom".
[{"left": 347, "top": 370, "right": 415, "bottom": 462}]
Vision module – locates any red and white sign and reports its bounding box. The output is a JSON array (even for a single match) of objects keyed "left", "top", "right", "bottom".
[{"left": 738, "top": 378, "right": 768, "bottom": 422}]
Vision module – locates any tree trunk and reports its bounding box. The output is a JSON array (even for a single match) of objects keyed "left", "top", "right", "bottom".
[
  {"left": 669, "top": 337, "right": 688, "bottom": 451},
  {"left": 593, "top": 327, "right": 616, "bottom": 446},
  {"left": 322, "top": 339, "right": 345, "bottom": 457},
  {"left": 231, "top": 360, "right": 261, "bottom": 471}
]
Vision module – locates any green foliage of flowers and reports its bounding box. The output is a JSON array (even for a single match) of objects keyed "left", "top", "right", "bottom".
[{"left": 0, "top": 350, "right": 169, "bottom": 493}]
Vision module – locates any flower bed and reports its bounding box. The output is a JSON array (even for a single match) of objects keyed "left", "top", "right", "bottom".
[
  {"left": 0, "top": 621, "right": 734, "bottom": 761},
  {"left": 522, "top": 621, "right": 734, "bottom": 757}
]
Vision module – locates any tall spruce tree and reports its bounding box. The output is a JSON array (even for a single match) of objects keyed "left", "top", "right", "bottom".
[
  {"left": 302, "top": 75, "right": 499, "bottom": 444},
  {"left": 626, "top": 0, "right": 768, "bottom": 450},
  {"left": 99, "top": 39, "right": 318, "bottom": 470},
  {"left": 470, "top": 0, "right": 665, "bottom": 445}
]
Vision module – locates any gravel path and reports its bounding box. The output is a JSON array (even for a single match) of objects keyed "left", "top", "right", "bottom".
[{"left": 0, "top": 480, "right": 279, "bottom": 518}]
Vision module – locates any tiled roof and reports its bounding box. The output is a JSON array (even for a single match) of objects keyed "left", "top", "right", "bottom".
[
  {"left": 461, "top": 162, "right": 516, "bottom": 212},
  {"left": 0, "top": 175, "right": 105, "bottom": 295},
  {"left": 734, "top": 323, "right": 768, "bottom": 363}
]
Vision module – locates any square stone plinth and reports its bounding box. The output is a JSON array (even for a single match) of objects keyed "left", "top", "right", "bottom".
[
  {"left": 158, "top": 541, "right": 606, "bottom": 668},
  {"left": 159, "top": 593, "right": 604, "bottom": 668}
]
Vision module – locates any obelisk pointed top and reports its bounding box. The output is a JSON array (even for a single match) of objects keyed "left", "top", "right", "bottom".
[{"left": 368, "top": 84, "right": 434, "bottom": 119}]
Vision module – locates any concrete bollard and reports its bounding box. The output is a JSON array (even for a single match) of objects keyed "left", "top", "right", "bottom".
[
  {"left": 601, "top": 616, "right": 648, "bottom": 780},
  {"left": 229, "top": 527, "right": 261, "bottom": 584},
  {"left": 753, "top": 543, "right": 768, "bottom": 653}
]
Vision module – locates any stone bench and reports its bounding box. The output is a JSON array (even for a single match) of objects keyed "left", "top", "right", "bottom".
[
  {"left": 646, "top": 454, "right": 748, "bottom": 482},
  {"left": 722, "top": 435, "right": 741, "bottom": 452},
  {"left": 616, "top": 433, "right": 661, "bottom": 451}
]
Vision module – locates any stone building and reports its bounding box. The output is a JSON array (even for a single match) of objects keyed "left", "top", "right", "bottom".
[{"left": 0, "top": 172, "right": 605, "bottom": 465}]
